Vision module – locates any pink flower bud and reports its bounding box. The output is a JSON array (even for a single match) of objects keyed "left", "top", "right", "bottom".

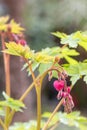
[
  {"left": 18, "top": 39, "right": 27, "bottom": 46},
  {"left": 57, "top": 90, "right": 63, "bottom": 100},
  {"left": 62, "top": 92, "right": 68, "bottom": 97},
  {"left": 53, "top": 80, "right": 64, "bottom": 91},
  {"left": 68, "top": 94, "right": 72, "bottom": 100},
  {"left": 67, "top": 87, "right": 71, "bottom": 93},
  {"left": 71, "top": 100, "right": 74, "bottom": 108}
]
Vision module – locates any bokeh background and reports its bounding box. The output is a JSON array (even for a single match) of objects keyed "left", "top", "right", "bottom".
[{"left": 0, "top": 0, "right": 87, "bottom": 128}]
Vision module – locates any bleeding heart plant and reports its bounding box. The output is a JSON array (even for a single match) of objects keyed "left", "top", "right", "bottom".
[{"left": 0, "top": 16, "right": 87, "bottom": 130}]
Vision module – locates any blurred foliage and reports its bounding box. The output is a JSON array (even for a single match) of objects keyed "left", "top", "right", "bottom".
[
  {"left": 1, "top": 0, "right": 87, "bottom": 50},
  {"left": 23, "top": 0, "right": 87, "bottom": 50},
  {"left": 9, "top": 111, "right": 87, "bottom": 130},
  {"left": 42, "top": 111, "right": 87, "bottom": 130},
  {"left": 0, "top": 92, "right": 25, "bottom": 113}
]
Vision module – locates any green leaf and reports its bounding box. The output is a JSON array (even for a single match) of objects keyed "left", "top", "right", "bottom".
[
  {"left": 0, "top": 15, "right": 9, "bottom": 31},
  {"left": 9, "top": 120, "right": 37, "bottom": 130},
  {"left": 73, "top": 31, "right": 87, "bottom": 51},
  {"left": 3, "top": 42, "right": 34, "bottom": 59},
  {"left": 22, "top": 61, "right": 40, "bottom": 76},
  {"left": 70, "top": 75, "right": 80, "bottom": 86},
  {"left": 83, "top": 75, "right": 87, "bottom": 84},
  {"left": 61, "top": 47, "right": 79, "bottom": 56},
  {"left": 42, "top": 112, "right": 58, "bottom": 128},
  {"left": 64, "top": 56, "right": 78, "bottom": 64},
  {"left": 9, "top": 20, "right": 24, "bottom": 34},
  {"left": 42, "top": 111, "right": 87, "bottom": 130},
  {"left": 52, "top": 32, "right": 67, "bottom": 39},
  {"left": 83, "top": 59, "right": 87, "bottom": 63},
  {"left": 0, "top": 92, "right": 25, "bottom": 112},
  {"left": 0, "top": 15, "right": 9, "bottom": 24},
  {"left": 61, "top": 35, "right": 79, "bottom": 48},
  {"left": 35, "top": 52, "right": 54, "bottom": 63},
  {"left": 39, "top": 63, "right": 52, "bottom": 74},
  {"left": 57, "top": 111, "right": 87, "bottom": 130},
  {"left": 52, "top": 31, "right": 80, "bottom": 48},
  {"left": 63, "top": 62, "right": 87, "bottom": 85},
  {"left": 42, "top": 112, "right": 51, "bottom": 118},
  {"left": 78, "top": 41, "right": 87, "bottom": 51}
]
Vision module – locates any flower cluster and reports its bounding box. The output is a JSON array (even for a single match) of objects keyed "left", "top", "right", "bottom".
[
  {"left": 12, "top": 33, "right": 27, "bottom": 46},
  {"left": 7, "top": 25, "right": 27, "bottom": 46},
  {"left": 53, "top": 79, "right": 74, "bottom": 113}
]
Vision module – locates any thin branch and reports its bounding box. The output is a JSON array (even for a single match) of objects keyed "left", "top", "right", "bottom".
[
  {"left": 42, "top": 98, "right": 64, "bottom": 130},
  {"left": 0, "top": 118, "right": 7, "bottom": 130}
]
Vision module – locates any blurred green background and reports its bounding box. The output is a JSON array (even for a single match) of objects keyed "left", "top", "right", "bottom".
[
  {"left": 0, "top": 0, "right": 87, "bottom": 127},
  {"left": 1, "top": 0, "right": 87, "bottom": 50}
]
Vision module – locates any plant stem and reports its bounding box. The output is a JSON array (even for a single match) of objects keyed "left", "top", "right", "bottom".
[
  {"left": 50, "top": 121, "right": 59, "bottom": 130},
  {"left": 36, "top": 87, "right": 41, "bottom": 130},
  {"left": 19, "top": 81, "right": 35, "bottom": 101},
  {"left": 0, "top": 118, "right": 7, "bottom": 130},
  {"left": 7, "top": 74, "right": 41, "bottom": 126},
  {"left": 25, "top": 59, "right": 42, "bottom": 130},
  {"left": 42, "top": 98, "right": 64, "bottom": 130},
  {"left": 1, "top": 32, "right": 11, "bottom": 128},
  {"left": 1, "top": 32, "right": 11, "bottom": 96},
  {"left": 7, "top": 81, "right": 35, "bottom": 126}
]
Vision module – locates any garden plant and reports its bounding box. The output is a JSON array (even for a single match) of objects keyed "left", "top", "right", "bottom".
[{"left": 0, "top": 16, "right": 87, "bottom": 130}]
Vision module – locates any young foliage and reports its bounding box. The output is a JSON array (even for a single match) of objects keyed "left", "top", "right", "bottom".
[
  {"left": 52, "top": 31, "right": 80, "bottom": 48},
  {"left": 73, "top": 31, "right": 87, "bottom": 51},
  {"left": 0, "top": 15, "right": 9, "bottom": 31},
  {"left": 3, "top": 42, "right": 34, "bottom": 59},
  {"left": 0, "top": 16, "right": 24, "bottom": 34},
  {"left": 22, "top": 61, "right": 40, "bottom": 76},
  {"left": 9, "top": 20, "right": 25, "bottom": 34},
  {"left": 52, "top": 31, "right": 87, "bottom": 51},
  {"left": 9, "top": 121, "right": 37, "bottom": 130},
  {"left": 0, "top": 92, "right": 25, "bottom": 112},
  {"left": 42, "top": 111, "right": 87, "bottom": 130},
  {"left": 63, "top": 62, "right": 87, "bottom": 85},
  {"left": 4, "top": 42, "right": 79, "bottom": 77}
]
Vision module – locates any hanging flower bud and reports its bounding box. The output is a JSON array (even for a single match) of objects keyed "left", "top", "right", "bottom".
[
  {"left": 62, "top": 92, "right": 68, "bottom": 98},
  {"left": 18, "top": 39, "right": 27, "bottom": 46},
  {"left": 67, "top": 87, "right": 71, "bottom": 93},
  {"left": 48, "top": 71, "right": 52, "bottom": 81},
  {"left": 57, "top": 90, "right": 63, "bottom": 100}
]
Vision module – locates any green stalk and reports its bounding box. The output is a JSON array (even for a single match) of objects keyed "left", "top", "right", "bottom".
[
  {"left": 50, "top": 121, "right": 59, "bottom": 130},
  {"left": 36, "top": 86, "right": 41, "bottom": 130},
  {"left": 0, "top": 118, "right": 7, "bottom": 130},
  {"left": 42, "top": 98, "right": 64, "bottom": 130},
  {"left": 25, "top": 59, "right": 42, "bottom": 130}
]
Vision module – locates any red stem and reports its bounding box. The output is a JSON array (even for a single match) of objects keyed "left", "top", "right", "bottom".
[{"left": 1, "top": 32, "right": 11, "bottom": 96}]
